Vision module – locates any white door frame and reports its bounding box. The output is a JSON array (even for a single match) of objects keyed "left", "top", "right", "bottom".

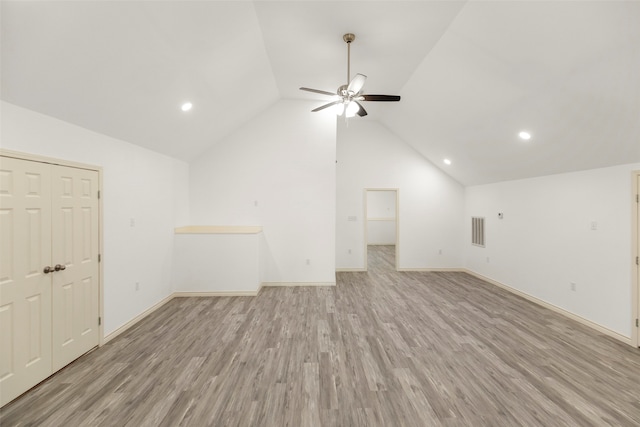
[
  {"left": 0, "top": 149, "right": 105, "bottom": 346},
  {"left": 364, "top": 188, "right": 399, "bottom": 271},
  {"left": 632, "top": 170, "right": 640, "bottom": 347}
]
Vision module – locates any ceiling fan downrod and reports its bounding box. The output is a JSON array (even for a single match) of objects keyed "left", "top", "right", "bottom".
[{"left": 343, "top": 33, "right": 355, "bottom": 85}]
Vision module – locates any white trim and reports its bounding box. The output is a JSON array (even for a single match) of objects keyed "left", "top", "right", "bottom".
[
  {"left": 101, "top": 282, "right": 340, "bottom": 346},
  {"left": 336, "top": 268, "right": 367, "bottom": 272},
  {"left": 91, "top": 265, "right": 638, "bottom": 351},
  {"left": 98, "top": 170, "right": 104, "bottom": 346},
  {"left": 632, "top": 170, "right": 640, "bottom": 347},
  {"left": 363, "top": 190, "right": 368, "bottom": 271},
  {"left": 103, "top": 294, "right": 174, "bottom": 344},
  {"left": 103, "top": 289, "right": 264, "bottom": 344},
  {"left": 464, "top": 269, "right": 632, "bottom": 346},
  {"left": 398, "top": 268, "right": 465, "bottom": 272},
  {"left": 0, "top": 148, "right": 101, "bottom": 172},
  {"left": 173, "top": 291, "right": 260, "bottom": 297},
  {"left": 367, "top": 217, "right": 396, "bottom": 221},
  {"left": 261, "top": 282, "right": 336, "bottom": 287}
]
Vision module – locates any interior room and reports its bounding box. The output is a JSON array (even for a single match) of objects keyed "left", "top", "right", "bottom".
[{"left": 1, "top": 1, "right": 639, "bottom": 425}]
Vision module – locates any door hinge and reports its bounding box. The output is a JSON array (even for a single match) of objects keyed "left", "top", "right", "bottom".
[
  {"left": 636, "top": 318, "right": 639, "bottom": 327},
  {"left": 98, "top": 190, "right": 100, "bottom": 199},
  {"left": 98, "top": 254, "right": 101, "bottom": 262},
  {"left": 637, "top": 256, "right": 639, "bottom": 266},
  {"left": 98, "top": 317, "right": 102, "bottom": 326}
]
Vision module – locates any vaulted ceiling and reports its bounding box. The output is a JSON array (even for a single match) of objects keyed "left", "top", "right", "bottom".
[{"left": 2, "top": 1, "right": 639, "bottom": 185}]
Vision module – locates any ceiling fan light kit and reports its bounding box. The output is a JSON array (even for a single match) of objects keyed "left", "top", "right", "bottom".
[{"left": 300, "top": 33, "right": 401, "bottom": 118}]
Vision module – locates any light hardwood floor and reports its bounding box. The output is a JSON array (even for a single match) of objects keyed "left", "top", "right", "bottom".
[{"left": 1, "top": 245, "right": 639, "bottom": 426}]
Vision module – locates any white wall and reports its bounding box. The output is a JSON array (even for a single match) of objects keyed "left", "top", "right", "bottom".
[
  {"left": 336, "top": 119, "right": 465, "bottom": 270},
  {"left": 465, "top": 163, "right": 640, "bottom": 338},
  {"left": 173, "top": 233, "right": 261, "bottom": 293},
  {"left": 367, "top": 190, "right": 397, "bottom": 218},
  {"left": 0, "top": 101, "right": 189, "bottom": 336},
  {"left": 366, "top": 190, "right": 397, "bottom": 245},
  {"left": 189, "top": 100, "right": 337, "bottom": 284},
  {"left": 8, "top": 98, "right": 633, "bottom": 345},
  {"left": 367, "top": 220, "right": 396, "bottom": 245}
]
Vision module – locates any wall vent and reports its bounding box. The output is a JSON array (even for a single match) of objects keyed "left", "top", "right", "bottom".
[{"left": 472, "top": 217, "right": 485, "bottom": 247}]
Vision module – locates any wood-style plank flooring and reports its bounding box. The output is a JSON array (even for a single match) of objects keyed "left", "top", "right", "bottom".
[{"left": 2, "top": 245, "right": 640, "bottom": 426}]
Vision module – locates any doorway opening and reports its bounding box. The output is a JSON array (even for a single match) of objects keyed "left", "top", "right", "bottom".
[{"left": 364, "top": 189, "right": 398, "bottom": 272}]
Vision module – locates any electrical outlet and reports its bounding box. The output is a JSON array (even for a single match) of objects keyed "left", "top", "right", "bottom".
[
  {"left": 306, "top": 259, "right": 310, "bottom": 265},
  {"left": 486, "top": 256, "right": 490, "bottom": 263},
  {"left": 130, "top": 218, "right": 135, "bottom": 227},
  {"left": 570, "top": 282, "right": 576, "bottom": 291},
  {"left": 438, "top": 249, "right": 443, "bottom": 255},
  {"left": 348, "top": 249, "right": 352, "bottom": 254},
  {"left": 135, "top": 282, "right": 140, "bottom": 291}
]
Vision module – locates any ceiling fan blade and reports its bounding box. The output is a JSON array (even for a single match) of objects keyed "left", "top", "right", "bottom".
[
  {"left": 362, "top": 94, "right": 401, "bottom": 102},
  {"left": 300, "top": 87, "right": 336, "bottom": 97},
  {"left": 311, "top": 100, "right": 341, "bottom": 112},
  {"left": 355, "top": 101, "right": 367, "bottom": 117},
  {"left": 347, "top": 73, "right": 367, "bottom": 94}
]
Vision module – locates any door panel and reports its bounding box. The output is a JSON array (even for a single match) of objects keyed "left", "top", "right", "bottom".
[
  {"left": 51, "top": 166, "right": 99, "bottom": 372},
  {"left": 0, "top": 157, "right": 52, "bottom": 407}
]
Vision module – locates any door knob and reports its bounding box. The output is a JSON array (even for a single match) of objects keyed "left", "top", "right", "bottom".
[
  {"left": 54, "top": 264, "right": 66, "bottom": 271},
  {"left": 43, "top": 266, "right": 53, "bottom": 274}
]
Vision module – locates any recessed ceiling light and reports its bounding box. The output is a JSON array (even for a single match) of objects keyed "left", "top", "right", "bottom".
[
  {"left": 181, "top": 102, "right": 193, "bottom": 112},
  {"left": 518, "top": 131, "right": 531, "bottom": 140},
  {"left": 443, "top": 158, "right": 452, "bottom": 165}
]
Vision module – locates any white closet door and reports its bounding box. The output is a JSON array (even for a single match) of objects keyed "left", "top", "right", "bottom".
[
  {"left": 0, "top": 157, "right": 53, "bottom": 407},
  {"left": 51, "top": 165, "right": 100, "bottom": 372}
]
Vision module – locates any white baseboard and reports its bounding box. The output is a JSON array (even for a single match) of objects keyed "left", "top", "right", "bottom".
[
  {"left": 336, "top": 267, "right": 464, "bottom": 272},
  {"left": 103, "top": 290, "right": 259, "bottom": 345},
  {"left": 101, "top": 283, "right": 334, "bottom": 345},
  {"left": 261, "top": 282, "right": 336, "bottom": 287},
  {"left": 463, "top": 269, "right": 632, "bottom": 346},
  {"left": 173, "top": 290, "right": 260, "bottom": 297},
  {"left": 103, "top": 294, "right": 174, "bottom": 344},
  {"left": 104, "top": 270, "right": 631, "bottom": 349}
]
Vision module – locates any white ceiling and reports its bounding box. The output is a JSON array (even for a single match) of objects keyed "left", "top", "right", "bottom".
[{"left": 2, "top": 1, "right": 639, "bottom": 185}]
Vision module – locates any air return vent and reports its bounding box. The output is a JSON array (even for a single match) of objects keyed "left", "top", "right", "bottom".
[{"left": 472, "top": 217, "right": 485, "bottom": 247}]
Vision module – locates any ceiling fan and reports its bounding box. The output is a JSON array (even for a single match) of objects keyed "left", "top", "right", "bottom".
[{"left": 300, "top": 33, "right": 401, "bottom": 118}]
